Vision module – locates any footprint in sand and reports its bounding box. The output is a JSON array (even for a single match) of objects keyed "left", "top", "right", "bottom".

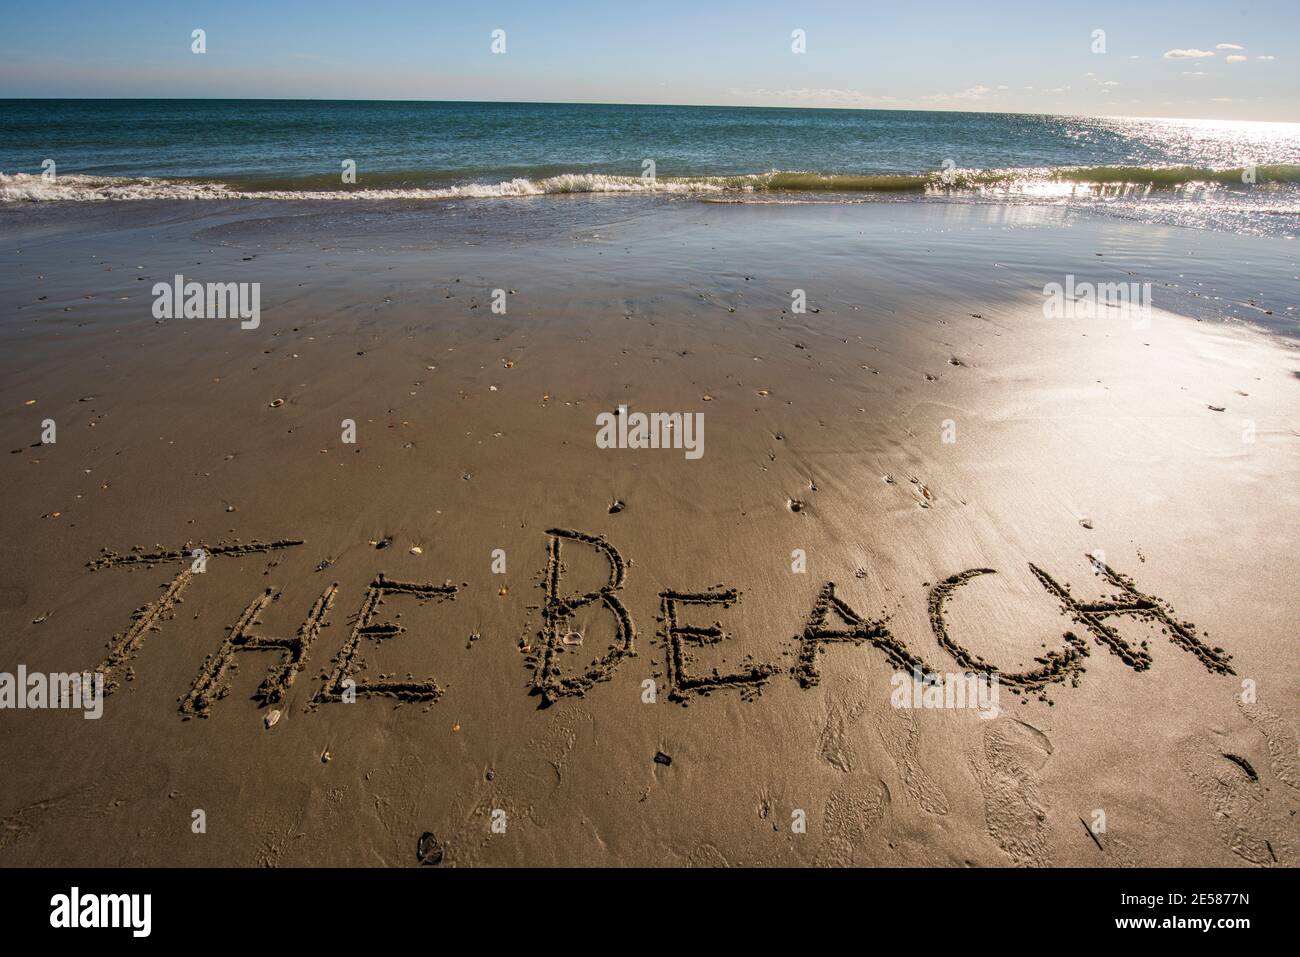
[
  {"left": 519, "top": 704, "right": 592, "bottom": 830},
  {"left": 1176, "top": 734, "right": 1286, "bottom": 866},
  {"left": 0, "top": 784, "right": 101, "bottom": 857},
  {"left": 877, "top": 709, "right": 950, "bottom": 816},
  {"left": 814, "top": 779, "right": 891, "bottom": 866},
  {"left": 251, "top": 782, "right": 313, "bottom": 867},
  {"left": 968, "top": 719, "right": 1054, "bottom": 867},
  {"left": 1, "top": 761, "right": 170, "bottom": 864},
  {"left": 818, "top": 698, "right": 950, "bottom": 818},
  {"left": 816, "top": 696, "right": 868, "bottom": 773},
  {"left": 1238, "top": 699, "right": 1300, "bottom": 793},
  {"left": 687, "top": 842, "right": 731, "bottom": 867},
  {"left": 441, "top": 792, "right": 526, "bottom": 867}
]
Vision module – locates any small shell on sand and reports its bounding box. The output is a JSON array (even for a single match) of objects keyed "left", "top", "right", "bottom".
[
  {"left": 409, "top": 545, "right": 423, "bottom": 555},
  {"left": 416, "top": 832, "right": 443, "bottom": 865},
  {"left": 269, "top": 398, "right": 284, "bottom": 408},
  {"left": 264, "top": 709, "right": 281, "bottom": 729}
]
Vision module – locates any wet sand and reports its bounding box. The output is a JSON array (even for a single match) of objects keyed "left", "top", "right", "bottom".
[{"left": 0, "top": 196, "right": 1296, "bottom": 866}]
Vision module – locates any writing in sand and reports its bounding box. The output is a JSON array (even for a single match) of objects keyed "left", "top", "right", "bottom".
[{"left": 82, "top": 528, "right": 1234, "bottom": 719}]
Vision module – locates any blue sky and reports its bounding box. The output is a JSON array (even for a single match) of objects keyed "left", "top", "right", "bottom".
[{"left": 2, "top": 0, "right": 1297, "bottom": 120}]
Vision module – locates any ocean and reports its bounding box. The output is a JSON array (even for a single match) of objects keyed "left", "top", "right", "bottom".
[{"left": 1, "top": 99, "right": 1298, "bottom": 237}]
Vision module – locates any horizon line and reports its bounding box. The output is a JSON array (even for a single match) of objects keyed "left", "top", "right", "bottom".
[{"left": 1, "top": 96, "right": 1295, "bottom": 126}]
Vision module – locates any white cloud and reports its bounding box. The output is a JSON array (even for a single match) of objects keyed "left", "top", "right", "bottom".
[
  {"left": 1225, "top": 55, "right": 1247, "bottom": 63},
  {"left": 1182, "top": 71, "right": 1205, "bottom": 75},
  {"left": 1215, "top": 43, "right": 1245, "bottom": 50},
  {"left": 1257, "top": 55, "right": 1276, "bottom": 61},
  {"left": 1210, "top": 97, "right": 1234, "bottom": 102},
  {"left": 1102, "top": 80, "right": 1120, "bottom": 86},
  {"left": 1163, "top": 48, "right": 1216, "bottom": 59}
]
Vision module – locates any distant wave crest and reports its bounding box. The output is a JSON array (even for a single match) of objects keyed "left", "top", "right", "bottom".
[
  {"left": 4, "top": 165, "right": 1299, "bottom": 202},
  {"left": 0, "top": 171, "right": 724, "bottom": 202}
]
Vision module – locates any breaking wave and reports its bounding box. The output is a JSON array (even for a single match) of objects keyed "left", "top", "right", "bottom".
[{"left": 4, "top": 164, "right": 1299, "bottom": 202}]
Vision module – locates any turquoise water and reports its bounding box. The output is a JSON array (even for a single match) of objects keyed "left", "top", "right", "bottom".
[{"left": 2, "top": 100, "right": 1298, "bottom": 235}]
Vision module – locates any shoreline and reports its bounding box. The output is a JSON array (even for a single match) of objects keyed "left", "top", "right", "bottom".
[{"left": 3, "top": 171, "right": 1298, "bottom": 245}]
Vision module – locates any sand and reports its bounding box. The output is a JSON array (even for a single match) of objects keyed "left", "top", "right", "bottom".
[{"left": 0, "top": 195, "right": 1296, "bottom": 867}]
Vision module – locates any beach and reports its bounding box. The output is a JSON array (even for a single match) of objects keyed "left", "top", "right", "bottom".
[{"left": 1, "top": 193, "right": 1296, "bottom": 867}]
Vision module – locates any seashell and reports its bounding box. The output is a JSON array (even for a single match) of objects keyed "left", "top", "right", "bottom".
[{"left": 416, "top": 832, "right": 443, "bottom": 865}]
